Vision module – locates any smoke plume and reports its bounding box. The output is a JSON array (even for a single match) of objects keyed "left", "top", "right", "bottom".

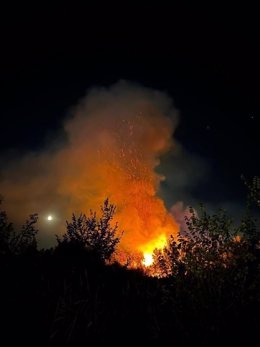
[{"left": 0, "top": 81, "right": 181, "bottom": 253}]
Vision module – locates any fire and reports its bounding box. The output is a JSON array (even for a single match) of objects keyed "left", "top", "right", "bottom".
[
  {"left": 141, "top": 234, "right": 168, "bottom": 267},
  {"left": 0, "top": 82, "right": 180, "bottom": 259},
  {"left": 143, "top": 253, "right": 154, "bottom": 267}
]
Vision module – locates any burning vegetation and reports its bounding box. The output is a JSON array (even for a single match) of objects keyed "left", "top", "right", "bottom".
[
  {"left": 1, "top": 82, "right": 260, "bottom": 344},
  {"left": 0, "top": 81, "right": 180, "bottom": 258},
  {"left": 1, "top": 163, "right": 260, "bottom": 345},
  {"left": 1, "top": 82, "right": 259, "bottom": 274}
]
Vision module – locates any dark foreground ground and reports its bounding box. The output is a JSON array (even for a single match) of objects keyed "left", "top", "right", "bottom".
[{"left": 1, "top": 246, "right": 260, "bottom": 346}]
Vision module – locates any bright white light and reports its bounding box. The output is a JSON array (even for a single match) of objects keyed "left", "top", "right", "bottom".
[
  {"left": 142, "top": 253, "right": 153, "bottom": 267},
  {"left": 47, "top": 215, "right": 53, "bottom": 221}
]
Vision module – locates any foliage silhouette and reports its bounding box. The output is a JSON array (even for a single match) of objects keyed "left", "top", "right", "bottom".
[
  {"left": 57, "top": 199, "right": 122, "bottom": 261},
  {"left": 0, "top": 198, "right": 38, "bottom": 255},
  {"left": 0, "top": 187, "right": 260, "bottom": 346},
  {"left": 152, "top": 204, "right": 259, "bottom": 278},
  {"left": 0, "top": 200, "right": 14, "bottom": 255}
]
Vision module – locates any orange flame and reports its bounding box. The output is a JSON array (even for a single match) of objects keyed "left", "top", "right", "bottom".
[
  {"left": 141, "top": 234, "right": 168, "bottom": 266},
  {"left": 0, "top": 82, "right": 180, "bottom": 259}
]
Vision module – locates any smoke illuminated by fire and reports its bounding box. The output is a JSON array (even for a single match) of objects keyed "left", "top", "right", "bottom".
[{"left": 0, "top": 81, "right": 180, "bottom": 264}]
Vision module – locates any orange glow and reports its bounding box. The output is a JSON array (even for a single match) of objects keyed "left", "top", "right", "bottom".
[
  {"left": 234, "top": 235, "right": 241, "bottom": 242},
  {"left": 0, "top": 82, "right": 180, "bottom": 257},
  {"left": 141, "top": 234, "right": 167, "bottom": 267},
  {"left": 143, "top": 253, "right": 154, "bottom": 267}
]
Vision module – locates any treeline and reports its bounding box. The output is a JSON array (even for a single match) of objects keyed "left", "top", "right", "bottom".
[{"left": 0, "top": 178, "right": 260, "bottom": 346}]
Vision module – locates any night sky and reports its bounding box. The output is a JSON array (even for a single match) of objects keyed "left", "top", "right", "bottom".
[{"left": 1, "top": 4, "right": 259, "bottom": 214}]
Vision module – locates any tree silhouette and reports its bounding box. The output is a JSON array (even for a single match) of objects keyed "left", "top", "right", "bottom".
[
  {"left": 0, "top": 198, "right": 38, "bottom": 255},
  {"left": 0, "top": 199, "right": 14, "bottom": 255},
  {"left": 152, "top": 205, "right": 257, "bottom": 277},
  {"left": 12, "top": 213, "right": 38, "bottom": 254},
  {"left": 57, "top": 199, "right": 122, "bottom": 261}
]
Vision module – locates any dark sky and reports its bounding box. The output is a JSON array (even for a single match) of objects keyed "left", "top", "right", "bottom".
[{"left": 0, "top": 4, "right": 259, "bottom": 208}]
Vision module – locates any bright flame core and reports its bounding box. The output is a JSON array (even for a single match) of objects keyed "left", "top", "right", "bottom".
[
  {"left": 141, "top": 234, "right": 167, "bottom": 267},
  {"left": 143, "top": 253, "right": 154, "bottom": 267}
]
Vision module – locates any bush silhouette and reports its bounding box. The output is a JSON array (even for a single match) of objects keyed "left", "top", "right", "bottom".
[
  {"left": 153, "top": 204, "right": 259, "bottom": 278},
  {"left": 0, "top": 198, "right": 38, "bottom": 255},
  {"left": 57, "top": 198, "right": 122, "bottom": 261},
  {"left": 0, "top": 187, "right": 260, "bottom": 346},
  {"left": 0, "top": 203, "right": 14, "bottom": 255}
]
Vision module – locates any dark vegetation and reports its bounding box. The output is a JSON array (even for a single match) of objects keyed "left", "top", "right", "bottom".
[{"left": 0, "top": 180, "right": 260, "bottom": 346}]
